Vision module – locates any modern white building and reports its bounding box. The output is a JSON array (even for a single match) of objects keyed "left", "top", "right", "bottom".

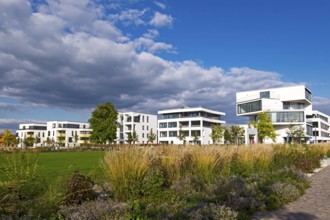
[
  {"left": 116, "top": 112, "right": 157, "bottom": 144},
  {"left": 16, "top": 123, "right": 47, "bottom": 147},
  {"left": 236, "top": 85, "right": 313, "bottom": 144},
  {"left": 46, "top": 121, "right": 91, "bottom": 147},
  {"left": 157, "top": 107, "right": 226, "bottom": 145},
  {"left": 307, "top": 110, "right": 330, "bottom": 143}
]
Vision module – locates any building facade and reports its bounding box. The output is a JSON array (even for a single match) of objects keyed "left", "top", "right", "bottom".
[
  {"left": 16, "top": 121, "right": 91, "bottom": 148},
  {"left": 157, "top": 107, "right": 226, "bottom": 145},
  {"left": 307, "top": 110, "right": 330, "bottom": 143},
  {"left": 46, "top": 121, "right": 91, "bottom": 147},
  {"left": 236, "top": 85, "right": 313, "bottom": 144},
  {"left": 116, "top": 112, "right": 157, "bottom": 144},
  {"left": 17, "top": 123, "right": 47, "bottom": 147}
]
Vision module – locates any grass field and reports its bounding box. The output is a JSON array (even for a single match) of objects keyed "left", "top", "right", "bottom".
[{"left": 0, "top": 150, "right": 106, "bottom": 181}]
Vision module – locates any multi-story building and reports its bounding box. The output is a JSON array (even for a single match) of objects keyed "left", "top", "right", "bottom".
[
  {"left": 157, "top": 107, "right": 226, "bottom": 145},
  {"left": 116, "top": 112, "right": 157, "bottom": 144},
  {"left": 16, "top": 123, "right": 47, "bottom": 147},
  {"left": 307, "top": 110, "right": 330, "bottom": 143},
  {"left": 46, "top": 121, "right": 91, "bottom": 147},
  {"left": 236, "top": 85, "right": 313, "bottom": 144}
]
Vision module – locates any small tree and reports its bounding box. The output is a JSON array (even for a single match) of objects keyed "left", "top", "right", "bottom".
[
  {"left": 177, "top": 125, "right": 186, "bottom": 145},
  {"left": 230, "top": 125, "right": 245, "bottom": 146},
  {"left": 287, "top": 125, "right": 306, "bottom": 144},
  {"left": 2, "top": 129, "right": 16, "bottom": 147},
  {"left": 192, "top": 131, "right": 200, "bottom": 145},
  {"left": 127, "top": 131, "right": 138, "bottom": 145},
  {"left": 210, "top": 125, "right": 224, "bottom": 145},
  {"left": 147, "top": 128, "right": 156, "bottom": 144},
  {"left": 252, "top": 111, "right": 276, "bottom": 143},
  {"left": 74, "top": 133, "right": 79, "bottom": 147},
  {"left": 89, "top": 102, "right": 118, "bottom": 144},
  {"left": 34, "top": 136, "right": 41, "bottom": 147},
  {"left": 24, "top": 136, "right": 35, "bottom": 147},
  {"left": 224, "top": 128, "right": 231, "bottom": 145}
]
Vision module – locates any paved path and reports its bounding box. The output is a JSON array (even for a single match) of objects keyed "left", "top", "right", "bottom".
[{"left": 253, "top": 160, "right": 330, "bottom": 220}]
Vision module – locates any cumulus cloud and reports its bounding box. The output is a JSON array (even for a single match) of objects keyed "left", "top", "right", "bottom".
[
  {"left": 0, "top": 0, "right": 299, "bottom": 124},
  {"left": 110, "top": 8, "right": 148, "bottom": 26},
  {"left": 150, "top": 12, "right": 173, "bottom": 27}
]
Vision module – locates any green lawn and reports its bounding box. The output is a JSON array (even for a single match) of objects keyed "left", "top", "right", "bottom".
[
  {"left": 37, "top": 151, "right": 106, "bottom": 180},
  {"left": 0, "top": 150, "right": 106, "bottom": 182}
]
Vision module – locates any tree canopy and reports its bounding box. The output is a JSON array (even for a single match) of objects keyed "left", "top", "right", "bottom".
[
  {"left": 147, "top": 128, "right": 156, "bottom": 144},
  {"left": 88, "top": 102, "right": 118, "bottom": 144},
  {"left": 252, "top": 111, "right": 276, "bottom": 143},
  {"left": 210, "top": 125, "right": 224, "bottom": 144},
  {"left": 230, "top": 125, "right": 245, "bottom": 146}
]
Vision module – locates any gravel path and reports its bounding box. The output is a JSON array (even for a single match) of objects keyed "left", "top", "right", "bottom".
[{"left": 253, "top": 160, "right": 330, "bottom": 220}]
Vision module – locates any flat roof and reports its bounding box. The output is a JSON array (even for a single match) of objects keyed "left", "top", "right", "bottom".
[{"left": 158, "top": 106, "right": 225, "bottom": 116}]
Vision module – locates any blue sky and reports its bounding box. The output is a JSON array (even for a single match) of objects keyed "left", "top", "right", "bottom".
[{"left": 1, "top": 0, "right": 330, "bottom": 132}]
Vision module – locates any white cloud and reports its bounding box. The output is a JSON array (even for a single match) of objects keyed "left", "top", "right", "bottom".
[
  {"left": 154, "top": 1, "right": 167, "bottom": 10},
  {"left": 0, "top": 0, "right": 307, "bottom": 124},
  {"left": 150, "top": 12, "right": 173, "bottom": 27},
  {"left": 143, "top": 29, "right": 159, "bottom": 39},
  {"left": 110, "top": 9, "right": 148, "bottom": 26}
]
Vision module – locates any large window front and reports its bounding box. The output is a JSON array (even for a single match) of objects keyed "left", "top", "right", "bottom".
[
  {"left": 237, "top": 100, "right": 262, "bottom": 114},
  {"left": 159, "top": 122, "right": 167, "bottom": 128},
  {"left": 269, "top": 111, "right": 304, "bottom": 123},
  {"left": 168, "top": 122, "right": 177, "bottom": 128}
]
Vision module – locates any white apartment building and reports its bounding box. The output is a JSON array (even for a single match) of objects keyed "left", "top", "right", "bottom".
[
  {"left": 157, "top": 107, "right": 226, "bottom": 145},
  {"left": 116, "top": 112, "right": 157, "bottom": 144},
  {"left": 46, "top": 121, "right": 91, "bottom": 147},
  {"left": 307, "top": 110, "right": 330, "bottom": 143},
  {"left": 236, "top": 85, "right": 313, "bottom": 144},
  {"left": 17, "top": 123, "right": 47, "bottom": 147}
]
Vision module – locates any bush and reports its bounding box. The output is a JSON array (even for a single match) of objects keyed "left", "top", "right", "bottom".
[{"left": 61, "top": 172, "right": 97, "bottom": 206}]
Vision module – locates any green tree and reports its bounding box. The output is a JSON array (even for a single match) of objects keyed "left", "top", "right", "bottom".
[
  {"left": 230, "top": 125, "right": 245, "bottom": 146},
  {"left": 89, "top": 102, "right": 118, "bottom": 144},
  {"left": 74, "top": 133, "right": 79, "bottom": 147},
  {"left": 147, "top": 128, "right": 156, "bottom": 144},
  {"left": 192, "top": 131, "right": 200, "bottom": 145},
  {"left": 24, "top": 136, "right": 35, "bottom": 147},
  {"left": 252, "top": 111, "right": 276, "bottom": 143},
  {"left": 34, "top": 136, "right": 41, "bottom": 146},
  {"left": 177, "top": 125, "right": 186, "bottom": 145},
  {"left": 2, "top": 129, "right": 16, "bottom": 147},
  {"left": 127, "top": 131, "right": 138, "bottom": 145},
  {"left": 210, "top": 125, "right": 224, "bottom": 144},
  {"left": 287, "top": 125, "right": 305, "bottom": 144},
  {"left": 224, "top": 128, "right": 231, "bottom": 144}
]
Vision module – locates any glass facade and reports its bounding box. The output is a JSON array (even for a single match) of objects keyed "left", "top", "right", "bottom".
[
  {"left": 260, "top": 91, "right": 270, "bottom": 98},
  {"left": 269, "top": 111, "right": 304, "bottom": 123},
  {"left": 159, "top": 122, "right": 167, "bottom": 128},
  {"left": 305, "top": 88, "right": 312, "bottom": 102},
  {"left": 237, "top": 100, "right": 262, "bottom": 114}
]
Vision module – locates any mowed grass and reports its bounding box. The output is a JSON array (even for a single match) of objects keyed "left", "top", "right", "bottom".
[{"left": 36, "top": 151, "right": 106, "bottom": 181}]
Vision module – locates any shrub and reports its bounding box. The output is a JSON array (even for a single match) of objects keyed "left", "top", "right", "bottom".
[{"left": 61, "top": 172, "right": 97, "bottom": 206}]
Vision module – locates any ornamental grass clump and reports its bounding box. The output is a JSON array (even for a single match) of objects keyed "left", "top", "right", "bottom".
[
  {"left": 190, "top": 146, "right": 223, "bottom": 184},
  {"left": 101, "top": 147, "right": 154, "bottom": 201}
]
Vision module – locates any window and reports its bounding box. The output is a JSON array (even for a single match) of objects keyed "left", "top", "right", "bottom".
[
  {"left": 142, "top": 133, "right": 144, "bottom": 138},
  {"left": 142, "top": 125, "right": 144, "bottom": 130},
  {"left": 305, "top": 88, "right": 312, "bottom": 102},
  {"left": 269, "top": 111, "right": 304, "bottom": 123},
  {"left": 260, "top": 91, "right": 270, "bottom": 98},
  {"left": 169, "top": 131, "right": 177, "bottom": 137},
  {"left": 147, "top": 126, "right": 149, "bottom": 130},
  {"left": 237, "top": 100, "right": 262, "bottom": 114},
  {"left": 283, "top": 102, "right": 290, "bottom": 110},
  {"left": 147, "top": 116, "right": 149, "bottom": 123},
  {"left": 159, "top": 122, "right": 167, "bottom": 128},
  {"left": 168, "top": 122, "right": 177, "bottom": 128},
  {"left": 142, "top": 115, "right": 145, "bottom": 122},
  {"left": 160, "top": 131, "right": 167, "bottom": 137}
]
